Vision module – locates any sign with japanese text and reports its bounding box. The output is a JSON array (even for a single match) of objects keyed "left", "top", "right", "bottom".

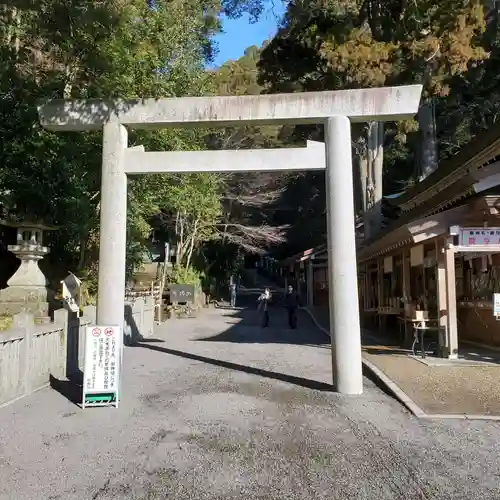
[
  {"left": 82, "top": 325, "right": 121, "bottom": 408},
  {"left": 169, "top": 284, "right": 195, "bottom": 303},
  {"left": 494, "top": 294, "right": 500, "bottom": 318},
  {"left": 459, "top": 228, "right": 500, "bottom": 246}
]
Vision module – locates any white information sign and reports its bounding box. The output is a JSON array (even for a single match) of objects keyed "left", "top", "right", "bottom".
[
  {"left": 493, "top": 294, "right": 500, "bottom": 319},
  {"left": 459, "top": 228, "right": 500, "bottom": 246},
  {"left": 82, "top": 325, "right": 122, "bottom": 408}
]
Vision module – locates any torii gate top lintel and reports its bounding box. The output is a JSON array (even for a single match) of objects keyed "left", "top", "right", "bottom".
[{"left": 37, "top": 84, "right": 422, "bottom": 132}]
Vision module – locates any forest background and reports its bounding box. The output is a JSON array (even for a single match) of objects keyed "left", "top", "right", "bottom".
[{"left": 0, "top": 0, "right": 498, "bottom": 298}]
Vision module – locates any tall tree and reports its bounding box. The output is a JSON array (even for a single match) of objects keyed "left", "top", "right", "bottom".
[
  {"left": 208, "top": 45, "right": 289, "bottom": 258},
  {"left": 0, "top": 0, "right": 222, "bottom": 291},
  {"left": 435, "top": 4, "right": 500, "bottom": 159},
  {"left": 257, "top": 0, "right": 488, "bottom": 244}
]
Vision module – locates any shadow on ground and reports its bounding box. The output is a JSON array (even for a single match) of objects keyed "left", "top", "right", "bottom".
[
  {"left": 129, "top": 292, "right": 333, "bottom": 392},
  {"left": 199, "top": 294, "right": 330, "bottom": 347},
  {"left": 131, "top": 309, "right": 402, "bottom": 402},
  {"left": 132, "top": 343, "right": 334, "bottom": 392},
  {"left": 363, "top": 346, "right": 412, "bottom": 356},
  {"left": 50, "top": 374, "right": 82, "bottom": 407}
]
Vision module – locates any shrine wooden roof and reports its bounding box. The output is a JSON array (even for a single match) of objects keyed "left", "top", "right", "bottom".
[
  {"left": 279, "top": 125, "right": 500, "bottom": 268},
  {"left": 394, "top": 125, "right": 500, "bottom": 212},
  {"left": 358, "top": 126, "right": 500, "bottom": 258}
]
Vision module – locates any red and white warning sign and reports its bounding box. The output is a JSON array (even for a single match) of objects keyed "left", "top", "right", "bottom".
[{"left": 84, "top": 325, "right": 122, "bottom": 405}]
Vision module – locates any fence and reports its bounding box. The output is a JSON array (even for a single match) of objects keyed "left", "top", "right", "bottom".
[
  {"left": 0, "top": 297, "right": 155, "bottom": 408},
  {"left": 123, "top": 297, "right": 155, "bottom": 345},
  {"left": 125, "top": 282, "right": 162, "bottom": 321}
]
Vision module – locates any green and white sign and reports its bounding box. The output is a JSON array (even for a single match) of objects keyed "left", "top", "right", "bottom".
[{"left": 82, "top": 325, "right": 122, "bottom": 408}]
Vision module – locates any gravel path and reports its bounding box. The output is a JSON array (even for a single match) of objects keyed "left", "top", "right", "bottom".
[
  {"left": 0, "top": 300, "right": 499, "bottom": 499},
  {"left": 362, "top": 349, "right": 500, "bottom": 415}
]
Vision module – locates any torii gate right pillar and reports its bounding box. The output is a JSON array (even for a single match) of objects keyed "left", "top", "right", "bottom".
[{"left": 324, "top": 116, "right": 363, "bottom": 394}]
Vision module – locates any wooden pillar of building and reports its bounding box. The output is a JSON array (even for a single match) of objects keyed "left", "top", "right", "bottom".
[
  {"left": 436, "top": 237, "right": 458, "bottom": 358},
  {"left": 377, "top": 259, "right": 383, "bottom": 306},
  {"left": 444, "top": 240, "right": 459, "bottom": 358},
  {"left": 401, "top": 250, "right": 407, "bottom": 298},
  {"left": 436, "top": 240, "right": 448, "bottom": 357},
  {"left": 363, "top": 263, "right": 368, "bottom": 310},
  {"left": 307, "top": 259, "right": 314, "bottom": 306},
  {"left": 401, "top": 249, "right": 411, "bottom": 343},
  {"left": 377, "top": 258, "right": 384, "bottom": 331}
]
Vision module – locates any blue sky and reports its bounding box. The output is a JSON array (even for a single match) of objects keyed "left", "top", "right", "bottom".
[{"left": 210, "top": 2, "right": 285, "bottom": 67}]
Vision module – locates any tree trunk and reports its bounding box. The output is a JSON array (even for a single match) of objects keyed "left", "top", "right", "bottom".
[
  {"left": 358, "top": 151, "right": 370, "bottom": 240},
  {"left": 63, "top": 62, "right": 79, "bottom": 98},
  {"left": 365, "top": 121, "right": 384, "bottom": 238},
  {"left": 77, "top": 235, "right": 89, "bottom": 270},
  {"left": 184, "top": 221, "right": 198, "bottom": 273},
  {"left": 175, "top": 211, "right": 185, "bottom": 265},
  {"left": 13, "top": 7, "right": 20, "bottom": 54},
  {"left": 417, "top": 98, "right": 438, "bottom": 180}
]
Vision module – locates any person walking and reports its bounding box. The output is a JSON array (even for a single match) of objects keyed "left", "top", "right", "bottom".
[
  {"left": 257, "top": 287, "right": 271, "bottom": 328},
  {"left": 284, "top": 284, "right": 300, "bottom": 329},
  {"left": 229, "top": 281, "right": 237, "bottom": 307}
]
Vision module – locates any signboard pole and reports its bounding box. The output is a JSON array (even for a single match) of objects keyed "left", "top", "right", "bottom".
[{"left": 82, "top": 325, "right": 122, "bottom": 408}]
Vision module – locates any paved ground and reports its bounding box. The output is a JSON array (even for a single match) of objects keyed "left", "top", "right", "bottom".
[
  {"left": 309, "top": 305, "right": 500, "bottom": 416},
  {"left": 1, "top": 300, "right": 500, "bottom": 499}
]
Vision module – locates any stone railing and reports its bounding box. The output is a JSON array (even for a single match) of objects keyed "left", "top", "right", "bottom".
[
  {"left": 0, "top": 297, "right": 155, "bottom": 408},
  {"left": 124, "top": 297, "right": 155, "bottom": 345},
  {"left": 0, "top": 309, "right": 73, "bottom": 407}
]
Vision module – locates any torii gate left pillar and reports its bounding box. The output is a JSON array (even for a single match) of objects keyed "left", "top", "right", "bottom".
[{"left": 38, "top": 85, "right": 422, "bottom": 395}]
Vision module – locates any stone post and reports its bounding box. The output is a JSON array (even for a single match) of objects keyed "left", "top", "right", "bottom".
[
  {"left": 54, "top": 308, "right": 69, "bottom": 378},
  {"left": 13, "top": 312, "right": 34, "bottom": 395}
]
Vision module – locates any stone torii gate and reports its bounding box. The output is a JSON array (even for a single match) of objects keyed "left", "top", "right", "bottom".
[{"left": 38, "top": 85, "right": 422, "bottom": 395}]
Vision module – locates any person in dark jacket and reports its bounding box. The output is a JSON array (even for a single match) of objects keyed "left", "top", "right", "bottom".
[
  {"left": 229, "top": 281, "right": 237, "bottom": 307},
  {"left": 284, "top": 284, "right": 300, "bottom": 329}
]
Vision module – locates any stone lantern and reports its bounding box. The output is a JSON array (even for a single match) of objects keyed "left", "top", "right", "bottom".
[{"left": 0, "top": 221, "right": 57, "bottom": 318}]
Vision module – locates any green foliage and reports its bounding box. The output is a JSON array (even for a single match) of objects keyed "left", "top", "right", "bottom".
[
  {"left": 169, "top": 265, "right": 205, "bottom": 288},
  {"left": 0, "top": 0, "right": 226, "bottom": 286},
  {"left": 435, "top": 11, "right": 500, "bottom": 158},
  {"left": 215, "top": 45, "right": 261, "bottom": 95},
  {"left": 165, "top": 173, "right": 222, "bottom": 240},
  {"left": 80, "top": 279, "right": 98, "bottom": 307},
  {"left": 153, "top": 172, "right": 222, "bottom": 274},
  {"left": 4, "top": 0, "right": 498, "bottom": 286}
]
